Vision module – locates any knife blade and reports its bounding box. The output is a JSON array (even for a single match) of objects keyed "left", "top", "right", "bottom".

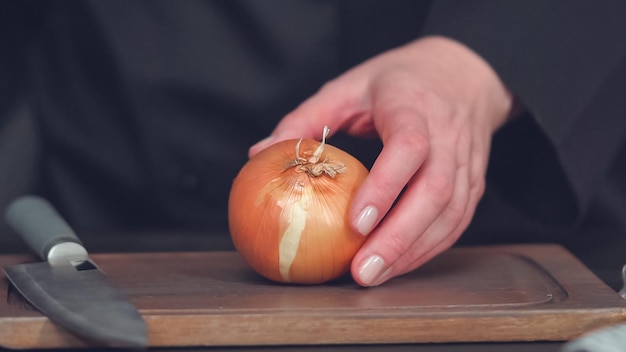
[{"left": 2, "top": 195, "right": 148, "bottom": 349}]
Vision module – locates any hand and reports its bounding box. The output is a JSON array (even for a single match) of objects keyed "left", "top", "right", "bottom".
[{"left": 249, "top": 36, "right": 515, "bottom": 286}]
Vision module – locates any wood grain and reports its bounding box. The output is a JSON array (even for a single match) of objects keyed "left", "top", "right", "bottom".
[{"left": 1, "top": 244, "right": 625, "bottom": 349}]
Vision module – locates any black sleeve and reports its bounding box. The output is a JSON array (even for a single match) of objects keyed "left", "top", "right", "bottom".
[{"left": 421, "top": 0, "right": 626, "bottom": 217}]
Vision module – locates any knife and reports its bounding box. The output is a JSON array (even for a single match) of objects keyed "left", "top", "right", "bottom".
[{"left": 2, "top": 195, "right": 148, "bottom": 349}]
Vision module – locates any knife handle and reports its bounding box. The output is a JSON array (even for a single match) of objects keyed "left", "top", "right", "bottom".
[{"left": 5, "top": 195, "right": 88, "bottom": 264}]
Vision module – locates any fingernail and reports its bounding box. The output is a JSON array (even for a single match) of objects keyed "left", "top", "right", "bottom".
[
  {"left": 356, "top": 205, "right": 378, "bottom": 236},
  {"left": 358, "top": 255, "right": 386, "bottom": 286},
  {"left": 249, "top": 136, "right": 274, "bottom": 156},
  {"left": 372, "top": 267, "right": 393, "bottom": 286},
  {"left": 253, "top": 135, "right": 274, "bottom": 149}
]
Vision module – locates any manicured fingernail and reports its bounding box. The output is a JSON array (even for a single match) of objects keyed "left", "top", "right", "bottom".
[
  {"left": 356, "top": 205, "right": 378, "bottom": 236},
  {"left": 372, "top": 267, "right": 393, "bottom": 286},
  {"left": 250, "top": 135, "right": 274, "bottom": 152},
  {"left": 358, "top": 255, "right": 385, "bottom": 286}
]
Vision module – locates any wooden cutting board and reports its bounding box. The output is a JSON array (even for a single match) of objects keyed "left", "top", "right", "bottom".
[{"left": 1, "top": 244, "right": 625, "bottom": 349}]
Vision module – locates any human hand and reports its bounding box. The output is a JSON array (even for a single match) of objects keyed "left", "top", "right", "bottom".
[{"left": 249, "top": 36, "right": 515, "bottom": 286}]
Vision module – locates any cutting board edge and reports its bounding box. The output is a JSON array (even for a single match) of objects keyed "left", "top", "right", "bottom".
[{"left": 2, "top": 308, "right": 626, "bottom": 349}]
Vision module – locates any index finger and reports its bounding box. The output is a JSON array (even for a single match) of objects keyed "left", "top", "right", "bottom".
[
  {"left": 349, "top": 104, "right": 430, "bottom": 237},
  {"left": 248, "top": 78, "right": 369, "bottom": 158}
]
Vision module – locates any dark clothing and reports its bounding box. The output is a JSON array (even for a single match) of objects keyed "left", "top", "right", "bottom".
[
  {"left": 422, "top": 1, "right": 626, "bottom": 287},
  {"left": 2, "top": 1, "right": 626, "bottom": 287}
]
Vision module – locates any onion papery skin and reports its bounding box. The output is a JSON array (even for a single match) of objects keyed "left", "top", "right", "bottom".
[{"left": 228, "top": 138, "right": 368, "bottom": 284}]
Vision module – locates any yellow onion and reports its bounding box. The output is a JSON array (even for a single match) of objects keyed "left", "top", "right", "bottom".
[{"left": 228, "top": 127, "right": 369, "bottom": 284}]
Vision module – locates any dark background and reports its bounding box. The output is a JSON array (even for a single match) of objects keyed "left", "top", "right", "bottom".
[{"left": 1, "top": 1, "right": 625, "bottom": 293}]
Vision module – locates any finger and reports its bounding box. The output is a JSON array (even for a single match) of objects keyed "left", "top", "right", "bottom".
[
  {"left": 373, "top": 131, "right": 488, "bottom": 285},
  {"left": 398, "top": 162, "right": 485, "bottom": 282},
  {"left": 351, "top": 137, "right": 456, "bottom": 286},
  {"left": 248, "top": 77, "right": 368, "bottom": 158},
  {"left": 385, "top": 129, "right": 472, "bottom": 280},
  {"left": 348, "top": 88, "right": 454, "bottom": 237},
  {"left": 350, "top": 106, "right": 430, "bottom": 237},
  {"left": 387, "top": 152, "right": 471, "bottom": 282}
]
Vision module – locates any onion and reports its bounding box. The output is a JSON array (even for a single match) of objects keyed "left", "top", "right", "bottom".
[{"left": 228, "top": 127, "right": 369, "bottom": 284}]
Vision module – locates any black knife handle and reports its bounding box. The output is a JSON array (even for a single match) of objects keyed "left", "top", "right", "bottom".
[{"left": 5, "top": 195, "right": 85, "bottom": 261}]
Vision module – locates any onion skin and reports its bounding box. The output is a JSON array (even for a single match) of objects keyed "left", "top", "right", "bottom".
[{"left": 228, "top": 138, "right": 368, "bottom": 284}]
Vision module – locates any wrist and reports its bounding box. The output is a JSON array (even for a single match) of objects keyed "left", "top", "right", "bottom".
[{"left": 408, "top": 36, "right": 516, "bottom": 130}]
